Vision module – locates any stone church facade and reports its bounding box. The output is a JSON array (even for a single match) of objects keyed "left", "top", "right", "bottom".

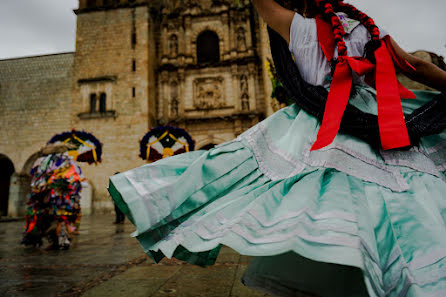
[
  {"left": 0, "top": 0, "right": 275, "bottom": 216},
  {"left": 0, "top": 0, "right": 444, "bottom": 217}
]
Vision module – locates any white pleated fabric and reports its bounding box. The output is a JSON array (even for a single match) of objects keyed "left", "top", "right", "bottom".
[{"left": 288, "top": 13, "right": 388, "bottom": 88}]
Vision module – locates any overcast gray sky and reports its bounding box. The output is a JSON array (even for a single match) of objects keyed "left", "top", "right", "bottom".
[{"left": 0, "top": 0, "right": 445, "bottom": 60}]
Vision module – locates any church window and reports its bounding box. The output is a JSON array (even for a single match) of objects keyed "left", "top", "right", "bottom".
[
  {"left": 87, "top": 0, "right": 97, "bottom": 7},
  {"left": 99, "top": 93, "right": 107, "bottom": 112},
  {"left": 196, "top": 31, "right": 220, "bottom": 64},
  {"left": 131, "top": 8, "right": 137, "bottom": 48},
  {"left": 131, "top": 33, "right": 137, "bottom": 48},
  {"left": 132, "top": 87, "right": 136, "bottom": 98},
  {"left": 132, "top": 59, "right": 136, "bottom": 72},
  {"left": 90, "top": 93, "right": 97, "bottom": 113}
]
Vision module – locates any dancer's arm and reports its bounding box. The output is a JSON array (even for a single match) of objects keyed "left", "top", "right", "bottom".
[
  {"left": 390, "top": 37, "right": 446, "bottom": 92},
  {"left": 252, "top": 0, "right": 295, "bottom": 44}
]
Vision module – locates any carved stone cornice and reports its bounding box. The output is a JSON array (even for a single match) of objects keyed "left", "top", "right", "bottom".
[
  {"left": 75, "top": 1, "right": 149, "bottom": 15},
  {"left": 166, "top": 111, "right": 263, "bottom": 125},
  {"left": 77, "top": 76, "right": 117, "bottom": 85},
  {"left": 158, "top": 55, "right": 259, "bottom": 72},
  {"left": 160, "top": 0, "right": 251, "bottom": 18}
]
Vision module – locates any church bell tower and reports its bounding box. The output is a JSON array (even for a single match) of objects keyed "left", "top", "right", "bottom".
[{"left": 71, "top": 0, "right": 157, "bottom": 205}]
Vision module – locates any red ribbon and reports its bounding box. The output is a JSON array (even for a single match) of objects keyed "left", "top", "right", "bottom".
[
  {"left": 374, "top": 40, "right": 411, "bottom": 149},
  {"left": 383, "top": 35, "right": 416, "bottom": 73},
  {"left": 311, "top": 56, "right": 375, "bottom": 150},
  {"left": 312, "top": 16, "right": 416, "bottom": 151},
  {"left": 316, "top": 15, "right": 336, "bottom": 62}
]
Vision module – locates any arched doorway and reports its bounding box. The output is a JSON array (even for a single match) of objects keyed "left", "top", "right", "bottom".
[
  {"left": 0, "top": 155, "right": 15, "bottom": 217},
  {"left": 199, "top": 143, "right": 216, "bottom": 150},
  {"left": 7, "top": 152, "right": 40, "bottom": 217},
  {"left": 196, "top": 30, "right": 220, "bottom": 64}
]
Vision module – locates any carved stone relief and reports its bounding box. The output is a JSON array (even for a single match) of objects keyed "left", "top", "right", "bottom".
[{"left": 193, "top": 77, "right": 225, "bottom": 110}]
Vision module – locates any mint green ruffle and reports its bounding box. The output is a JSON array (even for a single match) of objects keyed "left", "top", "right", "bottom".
[{"left": 109, "top": 88, "right": 446, "bottom": 297}]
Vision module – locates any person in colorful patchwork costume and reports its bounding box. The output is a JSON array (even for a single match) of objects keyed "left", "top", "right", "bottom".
[
  {"left": 109, "top": 0, "right": 446, "bottom": 296},
  {"left": 22, "top": 145, "right": 84, "bottom": 250}
]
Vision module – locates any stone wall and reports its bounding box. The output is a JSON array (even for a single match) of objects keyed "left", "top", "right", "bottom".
[
  {"left": 0, "top": 53, "right": 74, "bottom": 216},
  {"left": 0, "top": 53, "right": 74, "bottom": 173}
]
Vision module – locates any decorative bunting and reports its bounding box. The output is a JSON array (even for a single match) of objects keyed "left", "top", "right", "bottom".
[
  {"left": 48, "top": 130, "right": 102, "bottom": 164},
  {"left": 139, "top": 126, "right": 195, "bottom": 162}
]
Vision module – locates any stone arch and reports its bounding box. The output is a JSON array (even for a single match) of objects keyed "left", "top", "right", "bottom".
[
  {"left": 22, "top": 152, "right": 42, "bottom": 175},
  {"left": 198, "top": 143, "right": 216, "bottom": 150},
  {"left": 0, "top": 155, "right": 14, "bottom": 217},
  {"left": 196, "top": 30, "right": 220, "bottom": 64},
  {"left": 196, "top": 136, "right": 226, "bottom": 150},
  {"left": 7, "top": 152, "right": 40, "bottom": 217},
  {"left": 191, "top": 26, "right": 224, "bottom": 64}
]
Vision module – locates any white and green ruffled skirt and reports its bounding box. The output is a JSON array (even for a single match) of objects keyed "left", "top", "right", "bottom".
[{"left": 109, "top": 87, "right": 446, "bottom": 297}]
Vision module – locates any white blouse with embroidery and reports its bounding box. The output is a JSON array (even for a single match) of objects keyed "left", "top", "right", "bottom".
[{"left": 288, "top": 13, "right": 388, "bottom": 88}]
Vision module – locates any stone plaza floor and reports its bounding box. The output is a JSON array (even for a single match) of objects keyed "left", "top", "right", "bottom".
[{"left": 0, "top": 215, "right": 272, "bottom": 297}]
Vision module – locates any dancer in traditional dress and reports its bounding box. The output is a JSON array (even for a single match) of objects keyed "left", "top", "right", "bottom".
[{"left": 109, "top": 0, "right": 446, "bottom": 296}]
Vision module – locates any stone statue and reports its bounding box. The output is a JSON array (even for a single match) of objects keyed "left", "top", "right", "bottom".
[
  {"left": 212, "top": 84, "right": 221, "bottom": 107},
  {"left": 170, "top": 98, "right": 179, "bottom": 117},
  {"left": 169, "top": 34, "right": 178, "bottom": 57},
  {"left": 236, "top": 27, "right": 246, "bottom": 51},
  {"left": 170, "top": 81, "right": 179, "bottom": 99},
  {"left": 241, "top": 93, "right": 249, "bottom": 111},
  {"left": 240, "top": 74, "right": 248, "bottom": 93}
]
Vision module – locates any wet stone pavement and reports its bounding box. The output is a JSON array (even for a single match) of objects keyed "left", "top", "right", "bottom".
[{"left": 0, "top": 215, "right": 272, "bottom": 297}]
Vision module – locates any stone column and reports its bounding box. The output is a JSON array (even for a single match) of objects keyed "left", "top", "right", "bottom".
[
  {"left": 7, "top": 173, "right": 31, "bottom": 217},
  {"left": 80, "top": 181, "right": 93, "bottom": 216}
]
